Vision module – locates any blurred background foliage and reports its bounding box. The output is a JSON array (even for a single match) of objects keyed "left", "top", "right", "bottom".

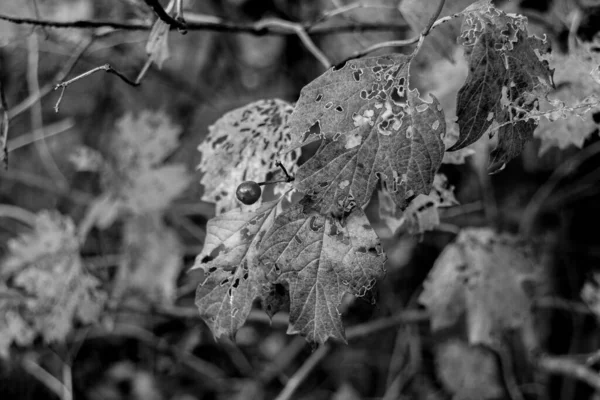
[{"left": 1, "top": 0, "right": 600, "bottom": 399}]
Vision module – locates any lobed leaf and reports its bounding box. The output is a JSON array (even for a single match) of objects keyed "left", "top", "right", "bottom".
[
  {"left": 259, "top": 204, "right": 386, "bottom": 343},
  {"left": 193, "top": 200, "right": 281, "bottom": 338},
  {"left": 289, "top": 54, "right": 445, "bottom": 215},
  {"left": 449, "top": 0, "right": 554, "bottom": 172},
  {"left": 0, "top": 211, "right": 105, "bottom": 357},
  {"left": 198, "top": 99, "right": 301, "bottom": 214}
]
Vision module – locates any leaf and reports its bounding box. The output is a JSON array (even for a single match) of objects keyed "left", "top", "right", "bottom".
[
  {"left": 581, "top": 272, "right": 600, "bottom": 319},
  {"left": 146, "top": 19, "right": 170, "bottom": 69},
  {"left": 0, "top": 211, "right": 106, "bottom": 356},
  {"left": 449, "top": 0, "right": 554, "bottom": 172},
  {"left": 260, "top": 204, "right": 386, "bottom": 343},
  {"left": 419, "top": 228, "right": 547, "bottom": 349},
  {"left": 95, "top": 110, "right": 192, "bottom": 227},
  {"left": 443, "top": 122, "right": 475, "bottom": 164},
  {"left": 113, "top": 213, "right": 183, "bottom": 304},
  {"left": 534, "top": 44, "right": 600, "bottom": 153},
  {"left": 379, "top": 173, "right": 457, "bottom": 235},
  {"left": 288, "top": 54, "right": 445, "bottom": 215},
  {"left": 193, "top": 200, "right": 281, "bottom": 338},
  {"left": 436, "top": 340, "right": 505, "bottom": 400},
  {"left": 198, "top": 99, "right": 301, "bottom": 214}
]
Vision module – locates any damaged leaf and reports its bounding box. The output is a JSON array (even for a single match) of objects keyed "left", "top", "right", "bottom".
[
  {"left": 198, "top": 99, "right": 301, "bottom": 214},
  {"left": 289, "top": 54, "right": 445, "bottom": 215},
  {"left": 260, "top": 204, "right": 386, "bottom": 343},
  {"left": 449, "top": 0, "right": 554, "bottom": 172}
]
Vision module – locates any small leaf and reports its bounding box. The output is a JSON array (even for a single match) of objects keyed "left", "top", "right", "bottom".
[
  {"left": 0, "top": 211, "right": 106, "bottom": 356},
  {"left": 146, "top": 19, "right": 170, "bottom": 69},
  {"left": 289, "top": 54, "right": 445, "bottom": 215},
  {"left": 193, "top": 200, "right": 281, "bottom": 338},
  {"left": 198, "top": 99, "right": 301, "bottom": 214},
  {"left": 449, "top": 0, "right": 554, "bottom": 171},
  {"left": 419, "top": 228, "right": 547, "bottom": 349},
  {"left": 260, "top": 204, "right": 386, "bottom": 343}
]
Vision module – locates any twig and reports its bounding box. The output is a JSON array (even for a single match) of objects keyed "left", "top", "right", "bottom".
[
  {"left": 534, "top": 296, "right": 593, "bottom": 315},
  {"left": 22, "top": 354, "right": 69, "bottom": 400},
  {"left": 520, "top": 140, "right": 600, "bottom": 236},
  {"left": 336, "top": 13, "right": 456, "bottom": 66},
  {"left": 274, "top": 344, "right": 331, "bottom": 400},
  {"left": 346, "top": 309, "right": 429, "bottom": 340},
  {"left": 0, "top": 204, "right": 37, "bottom": 226},
  {"left": 27, "top": 34, "right": 69, "bottom": 187},
  {"left": 0, "top": 168, "right": 92, "bottom": 204},
  {"left": 54, "top": 64, "right": 140, "bottom": 112},
  {"left": 255, "top": 18, "right": 331, "bottom": 69},
  {"left": 259, "top": 336, "right": 308, "bottom": 383},
  {"left": 8, "top": 36, "right": 93, "bottom": 120},
  {"left": 8, "top": 118, "right": 75, "bottom": 152},
  {"left": 0, "top": 12, "right": 408, "bottom": 36},
  {"left": 422, "top": 0, "right": 446, "bottom": 36},
  {"left": 0, "top": 74, "right": 9, "bottom": 167},
  {"left": 143, "top": 0, "right": 187, "bottom": 32},
  {"left": 537, "top": 354, "right": 600, "bottom": 392}
]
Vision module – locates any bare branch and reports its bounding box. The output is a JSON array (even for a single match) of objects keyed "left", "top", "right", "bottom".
[
  {"left": 0, "top": 74, "right": 8, "bottom": 167},
  {"left": 422, "top": 0, "right": 446, "bottom": 36},
  {"left": 0, "top": 12, "right": 408, "bottom": 36},
  {"left": 54, "top": 64, "right": 140, "bottom": 112},
  {"left": 537, "top": 354, "right": 600, "bottom": 392}
]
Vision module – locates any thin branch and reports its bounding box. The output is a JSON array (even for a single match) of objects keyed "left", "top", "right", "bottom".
[
  {"left": 8, "top": 36, "right": 94, "bottom": 120},
  {"left": 0, "top": 204, "right": 37, "bottom": 226},
  {"left": 255, "top": 18, "right": 331, "bottom": 69},
  {"left": 537, "top": 354, "right": 600, "bottom": 392},
  {"left": 22, "top": 354, "right": 69, "bottom": 400},
  {"left": 422, "top": 0, "right": 446, "bottom": 36},
  {"left": 0, "top": 12, "right": 408, "bottom": 36},
  {"left": 27, "top": 34, "right": 69, "bottom": 187},
  {"left": 143, "top": 0, "right": 187, "bottom": 32},
  {"left": 346, "top": 309, "right": 429, "bottom": 340},
  {"left": 54, "top": 64, "right": 140, "bottom": 112},
  {"left": 274, "top": 344, "right": 331, "bottom": 400},
  {"left": 8, "top": 118, "right": 75, "bottom": 152},
  {"left": 0, "top": 73, "right": 8, "bottom": 167}
]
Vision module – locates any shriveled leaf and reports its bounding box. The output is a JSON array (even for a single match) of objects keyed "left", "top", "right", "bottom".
[
  {"left": 193, "top": 200, "right": 281, "bottom": 338},
  {"left": 379, "top": 173, "right": 457, "bottom": 235},
  {"left": 261, "top": 283, "right": 290, "bottom": 319},
  {"left": 114, "top": 213, "right": 183, "bottom": 304},
  {"left": 436, "top": 340, "right": 505, "bottom": 400},
  {"left": 146, "top": 19, "right": 170, "bottom": 69},
  {"left": 95, "top": 111, "right": 192, "bottom": 227},
  {"left": 198, "top": 99, "right": 301, "bottom": 214},
  {"left": 534, "top": 44, "right": 600, "bottom": 153},
  {"left": 289, "top": 54, "right": 445, "bottom": 215},
  {"left": 260, "top": 204, "right": 386, "bottom": 343},
  {"left": 419, "top": 228, "right": 547, "bottom": 349},
  {"left": 449, "top": 0, "right": 554, "bottom": 172},
  {"left": 0, "top": 211, "right": 105, "bottom": 356}
]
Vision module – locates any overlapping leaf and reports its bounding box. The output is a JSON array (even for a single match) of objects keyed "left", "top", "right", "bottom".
[
  {"left": 419, "top": 228, "right": 547, "bottom": 349},
  {"left": 259, "top": 204, "right": 386, "bottom": 343},
  {"left": 287, "top": 54, "right": 445, "bottom": 215},
  {"left": 193, "top": 200, "right": 282, "bottom": 338},
  {"left": 198, "top": 99, "right": 301, "bottom": 214},
  {"left": 0, "top": 211, "right": 105, "bottom": 357},
  {"left": 449, "top": 0, "right": 554, "bottom": 172},
  {"left": 534, "top": 44, "right": 600, "bottom": 153}
]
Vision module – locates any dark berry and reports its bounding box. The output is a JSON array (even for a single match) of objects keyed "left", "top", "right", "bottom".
[{"left": 236, "top": 181, "right": 262, "bottom": 205}]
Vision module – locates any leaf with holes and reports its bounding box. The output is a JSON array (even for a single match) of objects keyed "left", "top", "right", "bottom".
[
  {"left": 198, "top": 99, "right": 301, "bottom": 214},
  {"left": 259, "top": 204, "right": 386, "bottom": 343},
  {"left": 193, "top": 200, "right": 282, "bottom": 338},
  {"left": 288, "top": 54, "right": 445, "bottom": 216},
  {"left": 448, "top": 0, "right": 554, "bottom": 172},
  {"left": 419, "top": 228, "right": 547, "bottom": 349},
  {"left": 0, "top": 211, "right": 106, "bottom": 357},
  {"left": 534, "top": 44, "right": 600, "bottom": 153}
]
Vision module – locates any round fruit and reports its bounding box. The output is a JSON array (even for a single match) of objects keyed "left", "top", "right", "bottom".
[{"left": 236, "top": 181, "right": 262, "bottom": 205}]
